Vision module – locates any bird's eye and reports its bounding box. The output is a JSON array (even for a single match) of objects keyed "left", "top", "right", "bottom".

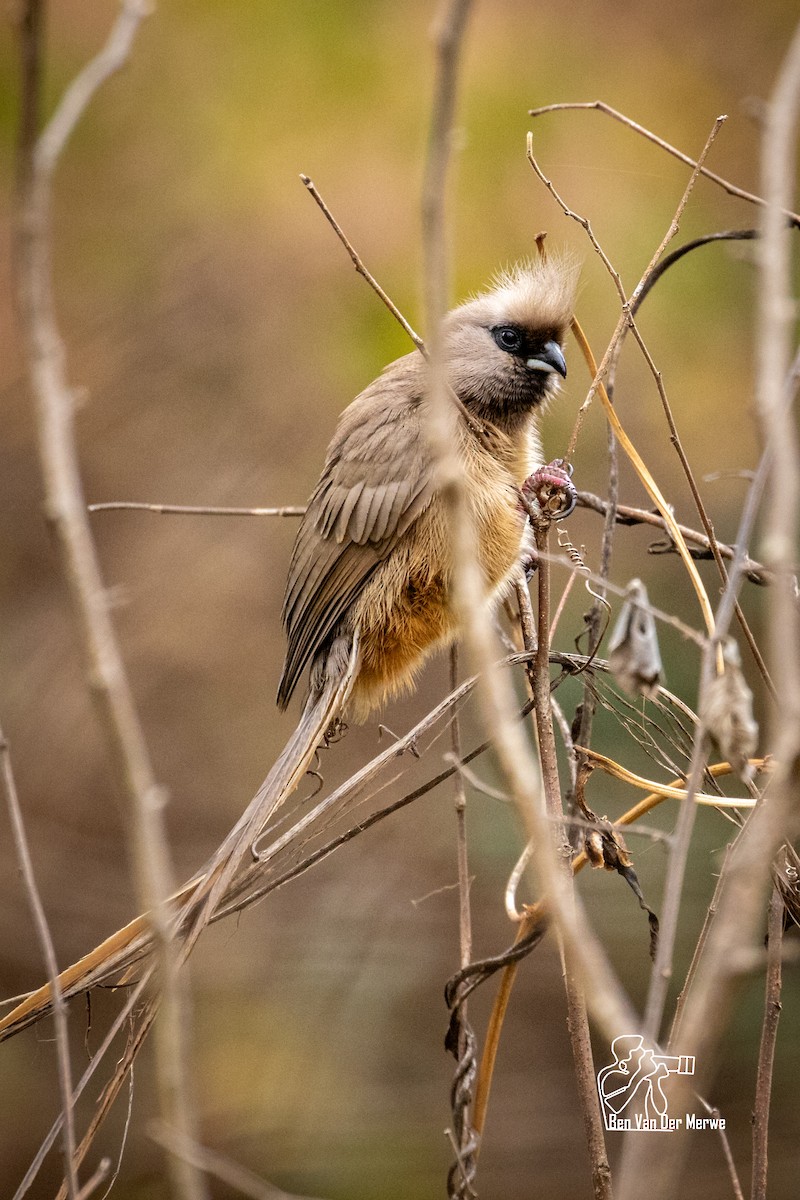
[{"left": 492, "top": 326, "right": 522, "bottom": 353}]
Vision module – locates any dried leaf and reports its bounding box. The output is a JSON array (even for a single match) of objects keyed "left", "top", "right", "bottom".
[
  {"left": 608, "top": 578, "right": 663, "bottom": 698},
  {"left": 702, "top": 639, "right": 758, "bottom": 776},
  {"left": 580, "top": 815, "right": 660, "bottom": 958},
  {"left": 584, "top": 830, "right": 605, "bottom": 867}
]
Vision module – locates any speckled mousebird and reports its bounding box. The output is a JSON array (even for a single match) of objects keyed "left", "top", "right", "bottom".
[{"left": 278, "top": 256, "right": 577, "bottom": 737}]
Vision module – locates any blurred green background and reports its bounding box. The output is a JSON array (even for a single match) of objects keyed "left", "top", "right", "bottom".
[{"left": 0, "top": 1, "right": 798, "bottom": 1196}]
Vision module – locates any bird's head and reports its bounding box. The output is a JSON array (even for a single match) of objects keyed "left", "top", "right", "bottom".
[{"left": 443, "top": 256, "right": 579, "bottom": 427}]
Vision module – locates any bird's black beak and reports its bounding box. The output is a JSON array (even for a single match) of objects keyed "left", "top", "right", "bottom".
[{"left": 526, "top": 339, "right": 567, "bottom": 379}]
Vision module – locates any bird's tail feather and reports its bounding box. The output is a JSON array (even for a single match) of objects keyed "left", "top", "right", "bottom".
[{"left": 0, "top": 634, "right": 359, "bottom": 1042}]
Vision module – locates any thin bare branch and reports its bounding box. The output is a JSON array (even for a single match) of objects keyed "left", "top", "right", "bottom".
[
  {"left": 448, "top": 646, "right": 477, "bottom": 1172},
  {"left": 54, "top": 1001, "right": 159, "bottom": 1200},
  {"left": 300, "top": 173, "right": 424, "bottom": 351},
  {"left": 1, "top": 726, "right": 78, "bottom": 1199},
  {"left": 450, "top": 650, "right": 472, "bottom": 973},
  {"left": 666, "top": 844, "right": 736, "bottom": 1050},
  {"left": 150, "top": 1126, "right": 329, "bottom": 1200},
  {"left": 695, "top": 1095, "right": 745, "bottom": 1200},
  {"left": 89, "top": 502, "right": 305, "bottom": 517},
  {"left": 528, "top": 100, "right": 800, "bottom": 226},
  {"left": 576, "top": 491, "right": 777, "bottom": 585},
  {"left": 632, "top": 229, "right": 758, "bottom": 311}
]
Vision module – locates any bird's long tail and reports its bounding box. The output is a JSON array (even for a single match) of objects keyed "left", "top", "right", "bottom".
[{"left": 0, "top": 633, "right": 359, "bottom": 1042}]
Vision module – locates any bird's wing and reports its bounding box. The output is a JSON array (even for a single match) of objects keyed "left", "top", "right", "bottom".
[{"left": 277, "top": 373, "right": 434, "bottom": 709}]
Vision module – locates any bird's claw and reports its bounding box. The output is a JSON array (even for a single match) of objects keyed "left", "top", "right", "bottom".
[{"left": 521, "top": 458, "right": 577, "bottom": 522}]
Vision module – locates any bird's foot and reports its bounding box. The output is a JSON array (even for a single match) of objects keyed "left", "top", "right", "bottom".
[{"left": 521, "top": 458, "right": 577, "bottom": 523}]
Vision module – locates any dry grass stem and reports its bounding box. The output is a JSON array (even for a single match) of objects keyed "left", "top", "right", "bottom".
[
  {"left": 15, "top": 973, "right": 152, "bottom": 1200},
  {"left": 568, "top": 317, "right": 720, "bottom": 651},
  {"left": 576, "top": 746, "right": 758, "bottom": 808}
]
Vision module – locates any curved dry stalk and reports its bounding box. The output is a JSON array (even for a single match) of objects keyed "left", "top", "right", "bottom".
[
  {"left": 569, "top": 317, "right": 720, "bottom": 647},
  {"left": 576, "top": 746, "right": 759, "bottom": 808}
]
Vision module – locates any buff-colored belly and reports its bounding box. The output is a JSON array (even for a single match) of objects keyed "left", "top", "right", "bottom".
[{"left": 348, "top": 487, "right": 526, "bottom": 718}]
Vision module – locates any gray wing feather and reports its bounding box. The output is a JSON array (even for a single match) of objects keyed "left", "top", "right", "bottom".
[{"left": 277, "top": 361, "right": 433, "bottom": 709}]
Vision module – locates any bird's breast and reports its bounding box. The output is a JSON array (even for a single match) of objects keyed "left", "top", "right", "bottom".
[{"left": 347, "top": 457, "right": 528, "bottom": 719}]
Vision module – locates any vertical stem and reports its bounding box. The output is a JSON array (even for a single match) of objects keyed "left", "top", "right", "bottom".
[
  {"left": 13, "top": 6, "right": 208, "bottom": 1199},
  {"left": 451, "top": 647, "right": 473, "bottom": 975},
  {"left": 533, "top": 526, "right": 613, "bottom": 1200},
  {"left": 751, "top": 885, "right": 784, "bottom": 1200},
  {"left": 420, "top": 6, "right": 477, "bottom": 1193},
  {"left": 449, "top": 645, "right": 476, "bottom": 1168}
]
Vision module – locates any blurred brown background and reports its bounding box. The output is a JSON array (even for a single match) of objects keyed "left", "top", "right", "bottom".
[{"left": 0, "top": 1, "right": 798, "bottom": 1196}]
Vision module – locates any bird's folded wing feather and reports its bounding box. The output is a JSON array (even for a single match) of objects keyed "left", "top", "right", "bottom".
[{"left": 277, "top": 369, "right": 435, "bottom": 708}]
